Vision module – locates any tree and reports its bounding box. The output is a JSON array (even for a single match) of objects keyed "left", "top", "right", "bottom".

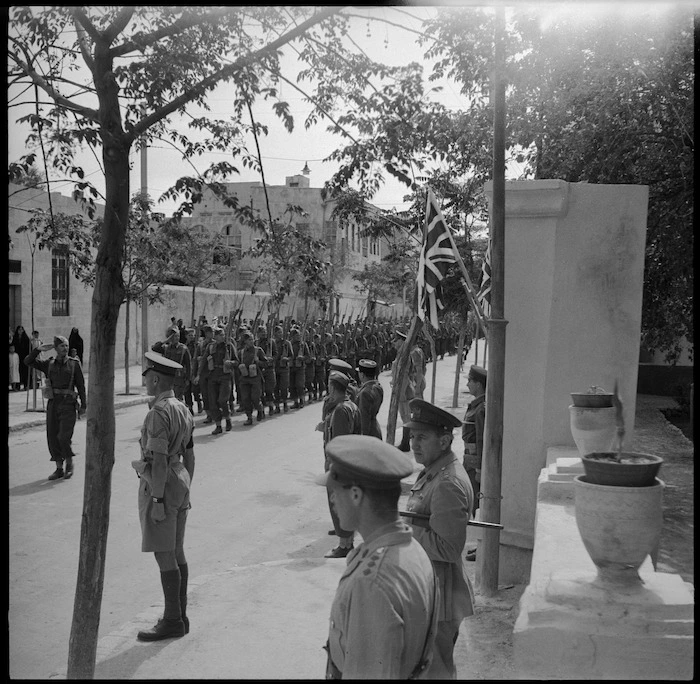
[
  {"left": 159, "top": 219, "right": 234, "bottom": 326},
  {"left": 8, "top": 7, "right": 356, "bottom": 677},
  {"left": 420, "top": 6, "right": 694, "bottom": 363},
  {"left": 248, "top": 204, "right": 330, "bottom": 317}
]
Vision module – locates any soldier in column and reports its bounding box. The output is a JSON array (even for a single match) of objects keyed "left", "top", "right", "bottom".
[
  {"left": 195, "top": 325, "right": 214, "bottom": 424},
  {"left": 184, "top": 328, "right": 201, "bottom": 414},
  {"left": 289, "top": 327, "right": 310, "bottom": 409},
  {"left": 304, "top": 327, "right": 317, "bottom": 403},
  {"left": 151, "top": 325, "right": 192, "bottom": 407},
  {"left": 273, "top": 325, "right": 292, "bottom": 413},
  {"left": 256, "top": 324, "right": 277, "bottom": 416},
  {"left": 195, "top": 327, "right": 236, "bottom": 435},
  {"left": 237, "top": 330, "right": 268, "bottom": 425}
]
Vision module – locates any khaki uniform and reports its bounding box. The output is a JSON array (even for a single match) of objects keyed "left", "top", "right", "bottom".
[
  {"left": 326, "top": 520, "right": 437, "bottom": 679},
  {"left": 406, "top": 450, "right": 475, "bottom": 679},
  {"left": 137, "top": 389, "right": 194, "bottom": 552}
]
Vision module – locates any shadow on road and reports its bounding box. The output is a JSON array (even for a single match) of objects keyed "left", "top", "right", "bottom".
[{"left": 9, "top": 479, "right": 66, "bottom": 497}]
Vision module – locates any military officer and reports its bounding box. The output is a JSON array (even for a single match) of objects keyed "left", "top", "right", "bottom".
[
  {"left": 324, "top": 435, "right": 438, "bottom": 679},
  {"left": 355, "top": 358, "right": 384, "bottom": 439},
  {"left": 318, "top": 371, "right": 362, "bottom": 559},
  {"left": 462, "top": 365, "right": 487, "bottom": 518},
  {"left": 151, "top": 325, "right": 192, "bottom": 404},
  {"left": 132, "top": 351, "right": 195, "bottom": 641},
  {"left": 404, "top": 398, "right": 475, "bottom": 679},
  {"left": 24, "top": 335, "right": 87, "bottom": 480}
]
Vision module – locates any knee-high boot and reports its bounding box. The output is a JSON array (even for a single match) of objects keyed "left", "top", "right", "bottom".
[
  {"left": 136, "top": 568, "right": 185, "bottom": 641},
  {"left": 178, "top": 563, "right": 189, "bottom": 634}
]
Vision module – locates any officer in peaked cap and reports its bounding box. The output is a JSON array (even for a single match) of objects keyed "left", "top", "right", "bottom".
[
  {"left": 319, "top": 369, "right": 362, "bottom": 559},
  {"left": 463, "top": 366, "right": 487, "bottom": 520},
  {"left": 356, "top": 359, "right": 384, "bottom": 439},
  {"left": 324, "top": 435, "right": 438, "bottom": 679},
  {"left": 468, "top": 364, "right": 487, "bottom": 386},
  {"left": 142, "top": 350, "right": 183, "bottom": 377},
  {"left": 327, "top": 357, "right": 358, "bottom": 400},
  {"left": 404, "top": 398, "right": 463, "bottom": 432},
  {"left": 134, "top": 349, "right": 196, "bottom": 642},
  {"left": 403, "top": 398, "right": 475, "bottom": 679}
]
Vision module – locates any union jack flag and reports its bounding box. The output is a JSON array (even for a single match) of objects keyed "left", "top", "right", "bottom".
[
  {"left": 416, "top": 189, "right": 458, "bottom": 329},
  {"left": 477, "top": 238, "right": 492, "bottom": 317}
]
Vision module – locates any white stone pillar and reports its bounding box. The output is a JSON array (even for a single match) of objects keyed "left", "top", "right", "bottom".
[{"left": 482, "top": 180, "right": 648, "bottom": 584}]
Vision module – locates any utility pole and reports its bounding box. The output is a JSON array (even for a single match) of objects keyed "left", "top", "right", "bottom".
[
  {"left": 140, "top": 138, "right": 148, "bottom": 381},
  {"left": 480, "top": 3, "right": 508, "bottom": 597}
]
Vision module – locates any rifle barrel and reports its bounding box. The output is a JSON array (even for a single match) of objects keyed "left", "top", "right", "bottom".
[{"left": 399, "top": 511, "right": 503, "bottom": 530}]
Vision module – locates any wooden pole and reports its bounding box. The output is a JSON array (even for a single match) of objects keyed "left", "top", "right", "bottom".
[
  {"left": 423, "top": 325, "right": 438, "bottom": 403},
  {"left": 479, "top": 4, "right": 508, "bottom": 597},
  {"left": 452, "top": 330, "right": 465, "bottom": 408}
]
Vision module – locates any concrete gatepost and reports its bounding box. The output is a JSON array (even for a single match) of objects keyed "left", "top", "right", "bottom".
[{"left": 479, "top": 180, "right": 649, "bottom": 585}]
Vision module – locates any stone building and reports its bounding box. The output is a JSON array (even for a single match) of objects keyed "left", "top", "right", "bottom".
[{"left": 181, "top": 173, "right": 401, "bottom": 320}]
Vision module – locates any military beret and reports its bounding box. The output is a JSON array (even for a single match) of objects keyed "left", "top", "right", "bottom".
[
  {"left": 274, "top": 325, "right": 283, "bottom": 333},
  {"left": 142, "top": 351, "right": 183, "bottom": 377},
  {"left": 53, "top": 335, "right": 69, "bottom": 347},
  {"left": 405, "top": 398, "right": 462, "bottom": 431},
  {"left": 468, "top": 365, "right": 487, "bottom": 385},
  {"left": 325, "top": 435, "right": 414, "bottom": 490},
  {"left": 357, "top": 359, "right": 377, "bottom": 372},
  {"left": 328, "top": 358, "right": 353, "bottom": 372},
  {"left": 328, "top": 370, "right": 351, "bottom": 388}
]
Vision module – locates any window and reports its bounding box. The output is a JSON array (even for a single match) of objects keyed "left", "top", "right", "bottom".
[
  {"left": 223, "top": 224, "right": 242, "bottom": 259},
  {"left": 52, "top": 247, "right": 69, "bottom": 316},
  {"left": 9, "top": 260, "right": 21, "bottom": 273}
]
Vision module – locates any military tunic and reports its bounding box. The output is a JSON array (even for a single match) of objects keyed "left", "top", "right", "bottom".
[
  {"left": 405, "top": 450, "right": 474, "bottom": 678},
  {"left": 462, "top": 393, "right": 485, "bottom": 512},
  {"left": 137, "top": 389, "right": 194, "bottom": 552},
  {"left": 327, "top": 520, "right": 437, "bottom": 679}
]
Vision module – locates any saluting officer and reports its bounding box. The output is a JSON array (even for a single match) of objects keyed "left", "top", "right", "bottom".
[
  {"left": 404, "top": 398, "right": 475, "bottom": 679},
  {"left": 324, "top": 435, "right": 438, "bottom": 679},
  {"left": 132, "top": 352, "right": 195, "bottom": 641},
  {"left": 24, "top": 335, "right": 87, "bottom": 481}
]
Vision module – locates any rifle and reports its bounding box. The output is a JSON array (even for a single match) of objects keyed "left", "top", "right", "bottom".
[
  {"left": 251, "top": 297, "right": 266, "bottom": 336},
  {"left": 399, "top": 510, "right": 504, "bottom": 530}
]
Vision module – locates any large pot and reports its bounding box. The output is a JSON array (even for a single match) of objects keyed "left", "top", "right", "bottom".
[
  {"left": 574, "top": 475, "right": 664, "bottom": 585},
  {"left": 581, "top": 451, "right": 663, "bottom": 487},
  {"left": 569, "top": 405, "right": 617, "bottom": 457}
]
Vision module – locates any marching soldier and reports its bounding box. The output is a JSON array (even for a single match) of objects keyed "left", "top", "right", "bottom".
[
  {"left": 404, "top": 399, "right": 475, "bottom": 679},
  {"left": 289, "top": 327, "right": 310, "bottom": 409},
  {"left": 272, "top": 325, "right": 292, "bottom": 413},
  {"left": 195, "top": 325, "right": 215, "bottom": 424},
  {"left": 151, "top": 325, "right": 192, "bottom": 406},
  {"left": 24, "top": 335, "right": 87, "bottom": 480},
  {"left": 323, "top": 435, "right": 438, "bottom": 678},
  {"left": 256, "top": 324, "right": 277, "bottom": 416},
  {"left": 237, "top": 330, "right": 268, "bottom": 425},
  {"left": 132, "top": 351, "right": 195, "bottom": 641},
  {"left": 356, "top": 359, "right": 384, "bottom": 439},
  {"left": 195, "top": 327, "right": 236, "bottom": 435}
]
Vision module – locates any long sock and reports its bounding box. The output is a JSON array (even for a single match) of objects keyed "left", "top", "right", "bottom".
[
  {"left": 160, "top": 568, "right": 182, "bottom": 621},
  {"left": 178, "top": 563, "right": 188, "bottom": 621}
]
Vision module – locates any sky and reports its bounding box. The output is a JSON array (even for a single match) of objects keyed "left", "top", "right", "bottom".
[{"left": 8, "top": 3, "right": 695, "bottom": 217}]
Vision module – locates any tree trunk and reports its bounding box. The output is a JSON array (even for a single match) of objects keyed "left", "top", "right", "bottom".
[
  {"left": 124, "top": 299, "right": 131, "bottom": 395},
  {"left": 67, "top": 54, "right": 130, "bottom": 678},
  {"left": 385, "top": 316, "right": 421, "bottom": 446}
]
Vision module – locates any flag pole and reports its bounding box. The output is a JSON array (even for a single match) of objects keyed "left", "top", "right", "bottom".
[
  {"left": 479, "top": 3, "right": 508, "bottom": 597},
  {"left": 423, "top": 325, "right": 438, "bottom": 403}
]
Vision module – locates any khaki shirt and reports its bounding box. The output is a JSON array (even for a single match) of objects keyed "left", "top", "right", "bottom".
[
  {"left": 406, "top": 450, "right": 475, "bottom": 622},
  {"left": 327, "top": 520, "right": 436, "bottom": 679}
]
